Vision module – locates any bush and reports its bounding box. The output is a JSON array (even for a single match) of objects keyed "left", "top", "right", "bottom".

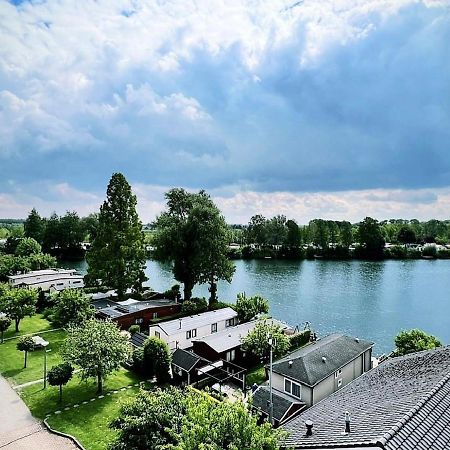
[
  {"left": 132, "top": 347, "right": 145, "bottom": 373},
  {"left": 163, "top": 284, "right": 181, "bottom": 301},
  {"left": 129, "top": 325, "right": 140, "bottom": 334},
  {"left": 290, "top": 330, "right": 311, "bottom": 350},
  {"left": 422, "top": 245, "right": 437, "bottom": 258},
  {"left": 181, "top": 297, "right": 208, "bottom": 315},
  {"left": 384, "top": 245, "right": 408, "bottom": 259},
  {"left": 209, "top": 301, "right": 231, "bottom": 311},
  {"left": 437, "top": 249, "right": 450, "bottom": 259},
  {"left": 143, "top": 337, "right": 172, "bottom": 384},
  {"left": 235, "top": 293, "right": 269, "bottom": 323}
]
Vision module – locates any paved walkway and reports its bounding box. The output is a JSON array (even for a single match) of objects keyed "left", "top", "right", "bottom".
[{"left": 0, "top": 376, "right": 79, "bottom": 449}]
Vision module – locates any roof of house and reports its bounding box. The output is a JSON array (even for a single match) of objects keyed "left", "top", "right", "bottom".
[
  {"left": 282, "top": 346, "right": 450, "bottom": 449},
  {"left": 8, "top": 269, "right": 75, "bottom": 280},
  {"left": 272, "top": 334, "right": 373, "bottom": 387},
  {"left": 96, "top": 299, "right": 178, "bottom": 319},
  {"left": 172, "top": 348, "right": 202, "bottom": 372},
  {"left": 150, "top": 307, "right": 237, "bottom": 335},
  {"left": 252, "top": 386, "right": 305, "bottom": 423},
  {"left": 130, "top": 332, "right": 148, "bottom": 348},
  {"left": 18, "top": 275, "right": 84, "bottom": 287},
  {"left": 192, "top": 318, "right": 291, "bottom": 354}
]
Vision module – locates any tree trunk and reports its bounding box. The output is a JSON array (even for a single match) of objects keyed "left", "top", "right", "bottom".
[
  {"left": 208, "top": 275, "right": 217, "bottom": 307},
  {"left": 24, "top": 351, "right": 27, "bottom": 369},
  {"left": 183, "top": 282, "right": 193, "bottom": 302},
  {"left": 15, "top": 319, "right": 20, "bottom": 332},
  {"left": 59, "top": 385, "right": 63, "bottom": 403},
  {"left": 1, "top": 331, "right": 3, "bottom": 344},
  {"left": 97, "top": 372, "right": 103, "bottom": 394}
]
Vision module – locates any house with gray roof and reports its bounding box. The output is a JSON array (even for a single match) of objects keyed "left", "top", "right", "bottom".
[
  {"left": 281, "top": 346, "right": 450, "bottom": 450},
  {"left": 148, "top": 307, "right": 238, "bottom": 351},
  {"left": 271, "top": 334, "right": 373, "bottom": 408}
]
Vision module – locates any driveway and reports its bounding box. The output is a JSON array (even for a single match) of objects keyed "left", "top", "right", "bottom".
[{"left": 0, "top": 375, "right": 79, "bottom": 449}]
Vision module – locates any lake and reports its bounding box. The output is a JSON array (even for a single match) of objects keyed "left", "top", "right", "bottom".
[{"left": 66, "top": 258, "right": 450, "bottom": 354}]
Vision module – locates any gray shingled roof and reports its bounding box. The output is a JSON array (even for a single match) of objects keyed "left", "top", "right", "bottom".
[
  {"left": 282, "top": 346, "right": 450, "bottom": 449},
  {"left": 153, "top": 307, "right": 237, "bottom": 335},
  {"left": 272, "top": 334, "right": 373, "bottom": 387},
  {"left": 130, "top": 332, "right": 148, "bottom": 348},
  {"left": 172, "top": 348, "right": 201, "bottom": 372},
  {"left": 252, "top": 386, "right": 305, "bottom": 423}
]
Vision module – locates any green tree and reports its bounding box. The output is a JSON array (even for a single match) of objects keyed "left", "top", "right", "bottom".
[
  {"left": 395, "top": 329, "right": 441, "bottom": 356},
  {"left": 15, "top": 238, "right": 42, "bottom": 256},
  {"left": 86, "top": 173, "right": 147, "bottom": 300},
  {"left": 24, "top": 208, "right": 45, "bottom": 244},
  {"left": 47, "top": 362, "right": 74, "bottom": 402},
  {"left": 285, "top": 219, "right": 301, "bottom": 248},
  {"left": 357, "top": 217, "right": 385, "bottom": 256},
  {"left": 4, "top": 288, "right": 37, "bottom": 332},
  {"left": 241, "top": 320, "right": 290, "bottom": 362},
  {"left": 181, "top": 297, "right": 208, "bottom": 315},
  {"left": 17, "top": 335, "right": 35, "bottom": 368},
  {"left": 266, "top": 215, "right": 287, "bottom": 246},
  {"left": 397, "top": 226, "right": 416, "bottom": 245},
  {"left": 50, "top": 289, "right": 94, "bottom": 327},
  {"left": 246, "top": 215, "right": 268, "bottom": 247},
  {"left": 0, "top": 315, "right": 11, "bottom": 343},
  {"left": 58, "top": 211, "right": 85, "bottom": 250},
  {"left": 154, "top": 188, "right": 233, "bottom": 302},
  {"left": 42, "top": 213, "right": 60, "bottom": 251},
  {"left": 142, "top": 337, "right": 172, "bottom": 384},
  {"left": 234, "top": 293, "right": 269, "bottom": 323},
  {"left": 310, "top": 219, "right": 330, "bottom": 250},
  {"left": 61, "top": 319, "right": 131, "bottom": 393},
  {"left": 339, "top": 221, "right": 353, "bottom": 248}
]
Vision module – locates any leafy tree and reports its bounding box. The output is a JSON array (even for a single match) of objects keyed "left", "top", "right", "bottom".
[
  {"left": 142, "top": 337, "right": 172, "bottom": 383},
  {"left": 17, "top": 335, "right": 35, "bottom": 368},
  {"left": 154, "top": 188, "right": 234, "bottom": 302},
  {"left": 61, "top": 319, "right": 131, "bottom": 393},
  {"left": 58, "top": 211, "right": 85, "bottom": 250},
  {"left": 24, "top": 208, "right": 45, "bottom": 244},
  {"left": 15, "top": 238, "right": 42, "bottom": 256},
  {"left": 310, "top": 219, "right": 330, "bottom": 249},
  {"left": 42, "top": 213, "right": 60, "bottom": 251},
  {"left": 285, "top": 219, "right": 301, "bottom": 248},
  {"left": 397, "top": 226, "right": 416, "bottom": 245},
  {"left": 234, "top": 293, "right": 269, "bottom": 323},
  {"left": 81, "top": 213, "right": 99, "bottom": 242},
  {"left": 50, "top": 289, "right": 94, "bottom": 327},
  {"left": 180, "top": 297, "right": 208, "bottom": 315},
  {"left": 0, "top": 315, "right": 11, "bottom": 343},
  {"left": 246, "top": 215, "right": 267, "bottom": 247},
  {"left": 357, "top": 217, "right": 385, "bottom": 256},
  {"left": 395, "top": 329, "right": 442, "bottom": 356},
  {"left": 266, "top": 215, "right": 287, "bottom": 246},
  {"left": 241, "top": 320, "right": 290, "bottom": 362},
  {"left": 109, "top": 387, "right": 284, "bottom": 450},
  {"left": 86, "top": 173, "right": 147, "bottom": 300},
  {"left": 4, "top": 287, "right": 37, "bottom": 332},
  {"left": 339, "top": 221, "right": 353, "bottom": 248},
  {"left": 47, "top": 362, "right": 74, "bottom": 402},
  {"left": 109, "top": 387, "right": 186, "bottom": 450}
]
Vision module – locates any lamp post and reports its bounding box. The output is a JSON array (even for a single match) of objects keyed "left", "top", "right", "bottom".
[
  {"left": 268, "top": 335, "right": 274, "bottom": 426},
  {"left": 43, "top": 347, "right": 51, "bottom": 389}
]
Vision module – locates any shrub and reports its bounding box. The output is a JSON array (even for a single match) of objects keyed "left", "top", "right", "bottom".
[
  {"left": 289, "top": 330, "right": 311, "bottom": 350},
  {"left": 437, "top": 249, "right": 450, "bottom": 259},
  {"left": 132, "top": 347, "right": 145, "bottom": 373},
  {"left": 181, "top": 297, "right": 208, "bottom": 315},
  {"left": 128, "top": 324, "right": 140, "bottom": 335},
  {"left": 234, "top": 293, "right": 269, "bottom": 323},
  {"left": 143, "top": 337, "right": 172, "bottom": 384},
  {"left": 422, "top": 245, "right": 437, "bottom": 258}
]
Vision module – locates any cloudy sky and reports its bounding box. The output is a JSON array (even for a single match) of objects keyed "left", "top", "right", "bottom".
[{"left": 0, "top": 0, "right": 449, "bottom": 224}]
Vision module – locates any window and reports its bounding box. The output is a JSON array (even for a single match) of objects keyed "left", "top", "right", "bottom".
[
  {"left": 211, "top": 323, "right": 217, "bottom": 333},
  {"left": 226, "top": 349, "right": 236, "bottom": 361},
  {"left": 155, "top": 331, "right": 160, "bottom": 339},
  {"left": 338, "top": 379, "right": 343, "bottom": 388},
  {"left": 186, "top": 330, "right": 192, "bottom": 339},
  {"left": 152, "top": 312, "right": 158, "bottom": 319},
  {"left": 226, "top": 318, "right": 237, "bottom": 327},
  {"left": 192, "top": 329, "right": 197, "bottom": 338},
  {"left": 135, "top": 318, "right": 143, "bottom": 324},
  {"left": 284, "top": 378, "right": 301, "bottom": 399},
  {"left": 335, "top": 369, "right": 342, "bottom": 379}
]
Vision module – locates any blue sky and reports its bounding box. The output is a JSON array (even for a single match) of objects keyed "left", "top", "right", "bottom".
[{"left": 0, "top": 0, "right": 449, "bottom": 223}]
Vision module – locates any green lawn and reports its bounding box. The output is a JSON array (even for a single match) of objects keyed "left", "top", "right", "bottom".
[
  {"left": 246, "top": 365, "right": 267, "bottom": 387},
  {"left": 3, "top": 314, "right": 54, "bottom": 340},
  {"left": 0, "top": 329, "right": 66, "bottom": 385},
  {"left": 47, "top": 386, "right": 140, "bottom": 450}
]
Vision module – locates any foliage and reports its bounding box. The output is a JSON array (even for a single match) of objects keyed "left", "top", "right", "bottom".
[
  {"left": 422, "top": 245, "right": 437, "bottom": 258},
  {"left": 17, "top": 335, "right": 35, "bottom": 368},
  {"left": 128, "top": 324, "right": 140, "bottom": 335},
  {"left": 289, "top": 330, "right": 311, "bottom": 350},
  {"left": 163, "top": 284, "right": 181, "bottom": 301},
  {"left": 47, "top": 362, "right": 74, "bottom": 402},
  {"left": 356, "top": 217, "right": 385, "bottom": 257},
  {"left": 394, "top": 329, "right": 441, "bottom": 356},
  {"left": 50, "top": 289, "right": 94, "bottom": 327},
  {"left": 154, "top": 188, "right": 234, "bottom": 303},
  {"left": 397, "top": 226, "right": 416, "bottom": 244},
  {"left": 0, "top": 253, "right": 56, "bottom": 281},
  {"left": 180, "top": 297, "right": 208, "bottom": 315},
  {"left": 24, "top": 208, "right": 46, "bottom": 244},
  {"left": 234, "top": 293, "right": 269, "bottom": 322},
  {"left": 142, "top": 337, "right": 172, "bottom": 383},
  {"left": 0, "top": 315, "right": 12, "bottom": 343},
  {"left": 86, "top": 173, "right": 147, "bottom": 300},
  {"left": 241, "top": 320, "right": 290, "bottom": 362},
  {"left": 15, "top": 237, "right": 42, "bottom": 256},
  {"left": 2, "top": 286, "right": 38, "bottom": 331},
  {"left": 61, "top": 319, "right": 131, "bottom": 393},
  {"left": 109, "top": 387, "right": 284, "bottom": 450}
]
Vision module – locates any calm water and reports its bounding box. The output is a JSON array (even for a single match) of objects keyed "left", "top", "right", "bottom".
[{"left": 66, "top": 259, "right": 450, "bottom": 354}]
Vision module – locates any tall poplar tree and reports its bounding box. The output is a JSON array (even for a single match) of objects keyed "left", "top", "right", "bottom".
[{"left": 86, "top": 173, "right": 146, "bottom": 299}]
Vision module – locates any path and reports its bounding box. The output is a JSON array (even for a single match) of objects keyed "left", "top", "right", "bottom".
[
  {"left": 0, "top": 375, "right": 79, "bottom": 449},
  {"left": 13, "top": 369, "right": 82, "bottom": 390},
  {"left": 3, "top": 328, "right": 62, "bottom": 342}
]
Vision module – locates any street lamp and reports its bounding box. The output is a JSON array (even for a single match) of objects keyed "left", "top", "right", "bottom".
[
  {"left": 268, "top": 334, "right": 274, "bottom": 426},
  {"left": 43, "top": 346, "right": 51, "bottom": 389}
]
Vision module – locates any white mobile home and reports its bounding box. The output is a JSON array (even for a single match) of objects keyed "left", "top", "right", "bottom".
[
  {"left": 8, "top": 269, "right": 84, "bottom": 292},
  {"left": 148, "top": 307, "right": 238, "bottom": 351}
]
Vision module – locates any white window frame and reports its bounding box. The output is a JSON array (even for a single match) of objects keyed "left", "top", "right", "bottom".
[
  {"left": 192, "top": 328, "right": 197, "bottom": 338},
  {"left": 226, "top": 349, "right": 236, "bottom": 361},
  {"left": 338, "top": 378, "right": 343, "bottom": 388},
  {"left": 335, "top": 369, "right": 342, "bottom": 379},
  {"left": 284, "top": 377, "right": 302, "bottom": 399},
  {"left": 186, "top": 330, "right": 192, "bottom": 339},
  {"left": 211, "top": 323, "right": 217, "bottom": 333},
  {"left": 152, "top": 312, "right": 158, "bottom": 319},
  {"left": 155, "top": 331, "right": 160, "bottom": 339}
]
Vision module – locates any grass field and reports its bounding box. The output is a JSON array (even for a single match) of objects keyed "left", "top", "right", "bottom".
[
  {"left": 246, "top": 365, "right": 267, "bottom": 387},
  {"left": 2, "top": 314, "right": 54, "bottom": 340},
  {"left": 47, "top": 386, "right": 140, "bottom": 450}
]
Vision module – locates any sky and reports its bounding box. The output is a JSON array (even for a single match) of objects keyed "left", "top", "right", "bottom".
[{"left": 0, "top": 0, "right": 449, "bottom": 224}]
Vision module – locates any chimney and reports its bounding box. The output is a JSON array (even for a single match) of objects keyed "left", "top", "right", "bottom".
[
  {"left": 322, "top": 356, "right": 327, "bottom": 363},
  {"left": 289, "top": 360, "right": 293, "bottom": 368},
  {"left": 345, "top": 411, "right": 351, "bottom": 433},
  {"left": 305, "top": 420, "right": 313, "bottom": 436}
]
